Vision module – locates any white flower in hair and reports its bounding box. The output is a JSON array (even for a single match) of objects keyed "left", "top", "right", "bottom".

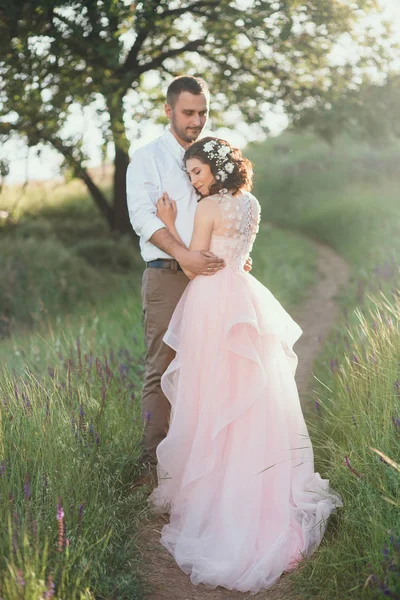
[
  {"left": 217, "top": 170, "right": 228, "bottom": 182},
  {"left": 203, "top": 141, "right": 217, "bottom": 153},
  {"left": 218, "top": 146, "right": 230, "bottom": 158},
  {"left": 225, "top": 162, "right": 234, "bottom": 173}
]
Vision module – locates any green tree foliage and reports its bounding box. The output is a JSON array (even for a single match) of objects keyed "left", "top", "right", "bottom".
[
  {"left": 0, "top": 0, "right": 394, "bottom": 232},
  {"left": 295, "top": 73, "right": 400, "bottom": 144}
]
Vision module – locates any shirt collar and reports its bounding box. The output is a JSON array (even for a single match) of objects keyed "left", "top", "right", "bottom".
[{"left": 161, "top": 128, "right": 186, "bottom": 159}]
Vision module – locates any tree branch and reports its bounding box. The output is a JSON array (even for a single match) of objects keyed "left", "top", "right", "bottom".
[
  {"left": 160, "top": 1, "right": 220, "bottom": 19},
  {"left": 0, "top": 121, "right": 14, "bottom": 136},
  {"left": 122, "top": 0, "right": 163, "bottom": 73},
  {"left": 50, "top": 12, "right": 107, "bottom": 69},
  {"left": 136, "top": 38, "right": 207, "bottom": 75}
]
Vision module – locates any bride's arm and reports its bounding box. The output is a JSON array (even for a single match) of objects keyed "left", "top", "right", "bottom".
[{"left": 156, "top": 196, "right": 218, "bottom": 279}]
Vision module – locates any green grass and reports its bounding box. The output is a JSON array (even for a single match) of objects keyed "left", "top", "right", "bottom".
[
  {"left": 5, "top": 132, "right": 399, "bottom": 598},
  {"left": 0, "top": 301, "right": 148, "bottom": 599},
  {"left": 0, "top": 174, "right": 317, "bottom": 598},
  {"left": 248, "top": 132, "right": 400, "bottom": 599}
]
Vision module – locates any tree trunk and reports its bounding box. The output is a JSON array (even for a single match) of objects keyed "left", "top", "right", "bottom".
[
  {"left": 77, "top": 166, "right": 114, "bottom": 228},
  {"left": 48, "top": 135, "right": 114, "bottom": 228},
  {"left": 108, "top": 96, "right": 133, "bottom": 234},
  {"left": 112, "top": 147, "right": 131, "bottom": 233}
]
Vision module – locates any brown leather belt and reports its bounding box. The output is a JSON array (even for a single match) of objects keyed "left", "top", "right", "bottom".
[{"left": 146, "top": 259, "right": 183, "bottom": 272}]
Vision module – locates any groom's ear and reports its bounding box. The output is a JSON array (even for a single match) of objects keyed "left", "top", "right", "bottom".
[{"left": 165, "top": 103, "right": 172, "bottom": 119}]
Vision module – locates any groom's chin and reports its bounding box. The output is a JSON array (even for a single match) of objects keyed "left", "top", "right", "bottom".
[{"left": 186, "top": 129, "right": 202, "bottom": 142}]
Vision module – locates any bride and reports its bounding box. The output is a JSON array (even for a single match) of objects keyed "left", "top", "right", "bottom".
[{"left": 148, "top": 137, "right": 342, "bottom": 593}]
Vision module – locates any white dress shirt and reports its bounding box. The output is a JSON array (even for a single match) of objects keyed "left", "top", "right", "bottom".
[{"left": 126, "top": 129, "right": 199, "bottom": 262}]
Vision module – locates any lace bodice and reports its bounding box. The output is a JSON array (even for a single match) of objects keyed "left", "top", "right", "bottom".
[{"left": 207, "top": 190, "right": 261, "bottom": 270}]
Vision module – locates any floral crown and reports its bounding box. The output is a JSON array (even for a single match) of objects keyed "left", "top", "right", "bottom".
[{"left": 202, "top": 140, "right": 235, "bottom": 183}]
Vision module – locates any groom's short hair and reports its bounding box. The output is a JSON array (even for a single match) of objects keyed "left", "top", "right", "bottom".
[{"left": 166, "top": 76, "right": 210, "bottom": 107}]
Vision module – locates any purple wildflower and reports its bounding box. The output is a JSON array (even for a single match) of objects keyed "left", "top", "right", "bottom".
[
  {"left": 48, "top": 367, "right": 55, "bottom": 379},
  {"left": 383, "top": 543, "right": 389, "bottom": 558},
  {"left": 16, "top": 569, "right": 25, "bottom": 587},
  {"left": 144, "top": 411, "right": 152, "bottom": 423},
  {"left": 22, "top": 392, "right": 31, "bottom": 414},
  {"left": 351, "top": 353, "right": 360, "bottom": 366},
  {"left": 352, "top": 414, "right": 357, "bottom": 427},
  {"left": 79, "top": 404, "right": 85, "bottom": 420},
  {"left": 119, "top": 363, "right": 129, "bottom": 380},
  {"left": 315, "top": 399, "right": 321, "bottom": 412},
  {"left": 392, "top": 416, "right": 400, "bottom": 428},
  {"left": 44, "top": 576, "right": 55, "bottom": 599},
  {"left": 0, "top": 461, "right": 5, "bottom": 476},
  {"left": 394, "top": 380, "right": 400, "bottom": 399},
  {"left": 96, "top": 357, "right": 104, "bottom": 382},
  {"left": 104, "top": 354, "right": 112, "bottom": 382},
  {"left": 344, "top": 455, "right": 362, "bottom": 478},
  {"left": 71, "top": 413, "right": 77, "bottom": 436},
  {"left": 57, "top": 497, "right": 64, "bottom": 552}
]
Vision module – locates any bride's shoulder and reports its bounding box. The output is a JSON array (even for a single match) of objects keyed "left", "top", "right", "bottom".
[{"left": 202, "top": 189, "right": 232, "bottom": 203}]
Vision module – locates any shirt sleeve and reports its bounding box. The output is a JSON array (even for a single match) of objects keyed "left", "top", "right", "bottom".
[{"left": 126, "top": 149, "right": 166, "bottom": 243}]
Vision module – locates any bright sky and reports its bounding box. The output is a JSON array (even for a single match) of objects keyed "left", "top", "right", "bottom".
[{"left": 2, "top": 0, "right": 400, "bottom": 185}]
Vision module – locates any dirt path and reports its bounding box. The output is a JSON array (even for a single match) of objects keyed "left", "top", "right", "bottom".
[{"left": 136, "top": 240, "right": 351, "bottom": 600}]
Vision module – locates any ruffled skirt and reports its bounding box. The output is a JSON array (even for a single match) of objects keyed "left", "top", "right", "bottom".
[{"left": 149, "top": 268, "right": 342, "bottom": 593}]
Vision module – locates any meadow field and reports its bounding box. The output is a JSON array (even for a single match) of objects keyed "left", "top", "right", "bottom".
[
  {"left": 0, "top": 169, "right": 316, "bottom": 598},
  {"left": 0, "top": 133, "right": 399, "bottom": 598},
  {"left": 247, "top": 134, "right": 400, "bottom": 599}
]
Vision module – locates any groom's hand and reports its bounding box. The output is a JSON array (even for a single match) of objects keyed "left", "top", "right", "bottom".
[
  {"left": 199, "top": 250, "right": 226, "bottom": 276},
  {"left": 244, "top": 256, "right": 253, "bottom": 272},
  {"left": 176, "top": 248, "right": 225, "bottom": 276}
]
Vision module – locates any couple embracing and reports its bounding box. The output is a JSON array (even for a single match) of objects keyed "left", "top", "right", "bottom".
[{"left": 126, "top": 75, "right": 342, "bottom": 594}]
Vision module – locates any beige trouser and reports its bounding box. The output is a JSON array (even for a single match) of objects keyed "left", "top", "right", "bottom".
[{"left": 141, "top": 265, "right": 189, "bottom": 461}]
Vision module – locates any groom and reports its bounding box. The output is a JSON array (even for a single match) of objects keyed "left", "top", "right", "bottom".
[{"left": 126, "top": 76, "right": 225, "bottom": 466}]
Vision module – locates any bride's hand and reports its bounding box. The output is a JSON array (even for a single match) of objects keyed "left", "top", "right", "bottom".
[{"left": 156, "top": 192, "right": 177, "bottom": 229}]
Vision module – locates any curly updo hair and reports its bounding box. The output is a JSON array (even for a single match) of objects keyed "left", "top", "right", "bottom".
[{"left": 183, "top": 137, "right": 254, "bottom": 197}]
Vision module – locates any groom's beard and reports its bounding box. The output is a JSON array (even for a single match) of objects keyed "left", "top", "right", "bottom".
[{"left": 171, "top": 116, "right": 204, "bottom": 144}]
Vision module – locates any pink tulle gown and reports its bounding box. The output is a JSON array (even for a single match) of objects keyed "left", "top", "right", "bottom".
[{"left": 149, "top": 190, "right": 342, "bottom": 594}]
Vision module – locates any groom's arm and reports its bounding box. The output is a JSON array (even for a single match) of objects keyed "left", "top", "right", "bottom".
[
  {"left": 126, "top": 154, "right": 224, "bottom": 274},
  {"left": 149, "top": 229, "right": 224, "bottom": 276}
]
